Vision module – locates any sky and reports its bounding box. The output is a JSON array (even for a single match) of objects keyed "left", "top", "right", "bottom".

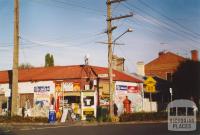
[{"left": 0, "top": 0, "right": 200, "bottom": 73}]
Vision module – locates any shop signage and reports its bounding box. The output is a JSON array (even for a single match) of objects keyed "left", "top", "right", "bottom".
[
  {"left": 55, "top": 82, "right": 61, "bottom": 92},
  {"left": 116, "top": 85, "right": 128, "bottom": 91},
  {"left": 34, "top": 86, "right": 50, "bottom": 99},
  {"left": 98, "top": 74, "right": 108, "bottom": 78},
  {"left": 34, "top": 86, "right": 50, "bottom": 92},
  {"left": 63, "top": 82, "right": 73, "bottom": 91},
  {"left": 73, "top": 83, "right": 81, "bottom": 91},
  {"left": 83, "top": 110, "right": 94, "bottom": 115},
  {"left": 83, "top": 108, "right": 94, "bottom": 115},
  {"left": 98, "top": 74, "right": 115, "bottom": 78},
  {"left": 127, "top": 86, "right": 139, "bottom": 93}
]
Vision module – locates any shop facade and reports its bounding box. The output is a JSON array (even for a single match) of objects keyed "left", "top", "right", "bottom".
[{"left": 0, "top": 65, "right": 143, "bottom": 119}]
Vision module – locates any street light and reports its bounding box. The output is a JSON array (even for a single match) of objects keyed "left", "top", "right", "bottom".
[
  {"left": 109, "top": 28, "right": 132, "bottom": 117},
  {"left": 113, "top": 28, "right": 133, "bottom": 53}
]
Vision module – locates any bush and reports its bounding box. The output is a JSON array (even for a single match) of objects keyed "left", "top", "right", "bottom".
[
  {"left": 0, "top": 116, "right": 48, "bottom": 123},
  {"left": 119, "top": 112, "right": 168, "bottom": 122}
]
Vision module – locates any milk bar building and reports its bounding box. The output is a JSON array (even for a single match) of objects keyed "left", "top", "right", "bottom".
[{"left": 0, "top": 65, "right": 143, "bottom": 119}]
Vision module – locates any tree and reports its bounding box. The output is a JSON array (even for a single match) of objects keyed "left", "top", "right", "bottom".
[
  {"left": 45, "top": 53, "right": 54, "bottom": 67},
  {"left": 19, "top": 63, "right": 33, "bottom": 69},
  {"left": 172, "top": 60, "right": 200, "bottom": 108}
]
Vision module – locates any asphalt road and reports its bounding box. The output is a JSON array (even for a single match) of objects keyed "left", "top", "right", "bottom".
[{"left": 1, "top": 122, "right": 200, "bottom": 135}]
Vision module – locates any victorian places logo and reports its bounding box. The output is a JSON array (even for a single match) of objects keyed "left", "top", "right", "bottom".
[{"left": 167, "top": 99, "right": 198, "bottom": 131}]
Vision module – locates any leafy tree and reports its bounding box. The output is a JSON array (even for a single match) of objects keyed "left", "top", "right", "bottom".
[
  {"left": 172, "top": 60, "right": 200, "bottom": 107},
  {"left": 19, "top": 63, "right": 33, "bottom": 69},
  {"left": 45, "top": 53, "right": 54, "bottom": 67}
]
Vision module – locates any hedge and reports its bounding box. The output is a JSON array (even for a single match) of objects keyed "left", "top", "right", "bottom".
[
  {"left": 0, "top": 116, "right": 48, "bottom": 123},
  {"left": 119, "top": 112, "right": 168, "bottom": 122}
]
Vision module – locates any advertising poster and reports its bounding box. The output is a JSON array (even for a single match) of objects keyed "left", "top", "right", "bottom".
[
  {"left": 114, "top": 81, "right": 142, "bottom": 115},
  {"left": 55, "top": 82, "right": 62, "bottom": 92},
  {"left": 73, "top": 83, "right": 81, "bottom": 91},
  {"left": 34, "top": 86, "right": 50, "bottom": 107},
  {"left": 63, "top": 82, "right": 73, "bottom": 91}
]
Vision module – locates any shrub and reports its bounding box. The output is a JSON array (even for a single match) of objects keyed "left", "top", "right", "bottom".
[
  {"left": 0, "top": 116, "right": 48, "bottom": 123},
  {"left": 119, "top": 112, "right": 168, "bottom": 122}
]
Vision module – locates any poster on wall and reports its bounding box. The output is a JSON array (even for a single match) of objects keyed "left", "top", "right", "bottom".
[
  {"left": 116, "top": 82, "right": 140, "bottom": 93},
  {"left": 114, "top": 81, "right": 142, "bottom": 115},
  {"left": 55, "top": 82, "right": 62, "bottom": 92},
  {"left": 127, "top": 86, "right": 140, "bottom": 93},
  {"left": 116, "top": 85, "right": 128, "bottom": 91},
  {"left": 73, "top": 83, "right": 81, "bottom": 91},
  {"left": 63, "top": 82, "right": 73, "bottom": 91},
  {"left": 34, "top": 86, "right": 50, "bottom": 107}
]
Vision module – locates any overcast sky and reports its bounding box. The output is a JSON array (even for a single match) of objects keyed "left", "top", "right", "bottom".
[{"left": 0, "top": 0, "right": 200, "bottom": 72}]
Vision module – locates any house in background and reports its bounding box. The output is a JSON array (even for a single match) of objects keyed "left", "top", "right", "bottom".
[
  {"left": 145, "top": 50, "right": 198, "bottom": 81},
  {"left": 138, "top": 50, "right": 198, "bottom": 112}
]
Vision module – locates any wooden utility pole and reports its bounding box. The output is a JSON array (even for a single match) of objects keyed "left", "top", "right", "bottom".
[
  {"left": 107, "top": 0, "right": 114, "bottom": 117},
  {"left": 11, "top": 0, "right": 19, "bottom": 117},
  {"left": 106, "top": 0, "right": 133, "bottom": 117}
]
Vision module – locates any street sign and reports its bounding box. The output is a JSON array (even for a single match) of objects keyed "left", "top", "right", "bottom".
[
  {"left": 144, "top": 76, "right": 156, "bottom": 93},
  {"left": 98, "top": 74, "right": 115, "bottom": 78}
]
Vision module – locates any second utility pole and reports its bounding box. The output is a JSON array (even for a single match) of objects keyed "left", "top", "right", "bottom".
[
  {"left": 106, "top": 0, "right": 133, "bottom": 118},
  {"left": 106, "top": 0, "right": 114, "bottom": 117},
  {"left": 11, "top": 0, "right": 19, "bottom": 117}
]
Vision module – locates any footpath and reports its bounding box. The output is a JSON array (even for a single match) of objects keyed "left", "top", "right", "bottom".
[{"left": 0, "top": 120, "right": 169, "bottom": 131}]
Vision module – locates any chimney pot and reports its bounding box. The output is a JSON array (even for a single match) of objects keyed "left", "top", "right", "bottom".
[
  {"left": 158, "top": 51, "right": 165, "bottom": 57},
  {"left": 191, "top": 50, "right": 198, "bottom": 61}
]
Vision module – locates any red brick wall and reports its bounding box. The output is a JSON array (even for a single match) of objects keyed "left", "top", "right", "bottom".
[{"left": 145, "top": 52, "right": 186, "bottom": 80}]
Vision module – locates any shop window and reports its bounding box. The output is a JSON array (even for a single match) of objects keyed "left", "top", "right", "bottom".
[{"left": 64, "top": 96, "right": 80, "bottom": 104}]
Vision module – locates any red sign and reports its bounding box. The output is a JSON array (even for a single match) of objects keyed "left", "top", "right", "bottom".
[{"left": 127, "top": 86, "right": 139, "bottom": 93}]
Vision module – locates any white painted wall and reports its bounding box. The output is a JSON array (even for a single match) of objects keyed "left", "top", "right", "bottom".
[
  {"left": 19, "top": 81, "right": 55, "bottom": 94},
  {"left": 0, "top": 84, "right": 10, "bottom": 94},
  {"left": 114, "top": 81, "right": 143, "bottom": 115}
]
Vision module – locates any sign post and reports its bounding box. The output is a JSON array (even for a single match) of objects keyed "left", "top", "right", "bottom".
[{"left": 144, "top": 77, "right": 156, "bottom": 112}]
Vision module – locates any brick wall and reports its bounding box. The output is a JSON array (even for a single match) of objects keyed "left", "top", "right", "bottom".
[{"left": 145, "top": 52, "right": 186, "bottom": 80}]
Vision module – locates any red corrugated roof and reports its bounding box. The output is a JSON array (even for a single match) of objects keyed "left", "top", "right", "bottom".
[{"left": 0, "top": 65, "right": 142, "bottom": 83}]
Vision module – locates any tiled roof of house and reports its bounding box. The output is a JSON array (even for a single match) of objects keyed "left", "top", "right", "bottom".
[{"left": 0, "top": 65, "right": 142, "bottom": 83}]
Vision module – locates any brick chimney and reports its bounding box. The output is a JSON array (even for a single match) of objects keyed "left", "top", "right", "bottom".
[
  {"left": 191, "top": 50, "right": 198, "bottom": 61},
  {"left": 158, "top": 51, "right": 165, "bottom": 57},
  {"left": 136, "top": 61, "right": 145, "bottom": 76}
]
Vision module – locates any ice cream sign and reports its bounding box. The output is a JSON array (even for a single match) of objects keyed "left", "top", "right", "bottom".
[
  {"left": 116, "top": 85, "right": 128, "bottom": 91},
  {"left": 116, "top": 84, "right": 139, "bottom": 93}
]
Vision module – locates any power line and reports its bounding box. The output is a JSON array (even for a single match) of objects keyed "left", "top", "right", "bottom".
[
  {"left": 49, "top": 0, "right": 106, "bottom": 16},
  {"left": 121, "top": 2, "right": 200, "bottom": 49},
  {"left": 138, "top": 0, "right": 200, "bottom": 38}
]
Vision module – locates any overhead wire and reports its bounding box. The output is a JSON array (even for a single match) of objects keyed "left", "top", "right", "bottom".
[
  {"left": 138, "top": 0, "right": 200, "bottom": 38},
  {"left": 121, "top": 2, "right": 200, "bottom": 50}
]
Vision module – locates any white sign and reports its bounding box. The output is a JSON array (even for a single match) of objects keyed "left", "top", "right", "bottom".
[
  {"left": 98, "top": 74, "right": 115, "bottom": 78},
  {"left": 63, "top": 82, "right": 73, "bottom": 91}
]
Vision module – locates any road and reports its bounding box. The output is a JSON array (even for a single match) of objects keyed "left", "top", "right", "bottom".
[{"left": 0, "top": 122, "right": 200, "bottom": 135}]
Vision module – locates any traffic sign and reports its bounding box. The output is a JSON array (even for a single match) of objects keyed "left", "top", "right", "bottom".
[{"left": 144, "top": 76, "right": 156, "bottom": 93}]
